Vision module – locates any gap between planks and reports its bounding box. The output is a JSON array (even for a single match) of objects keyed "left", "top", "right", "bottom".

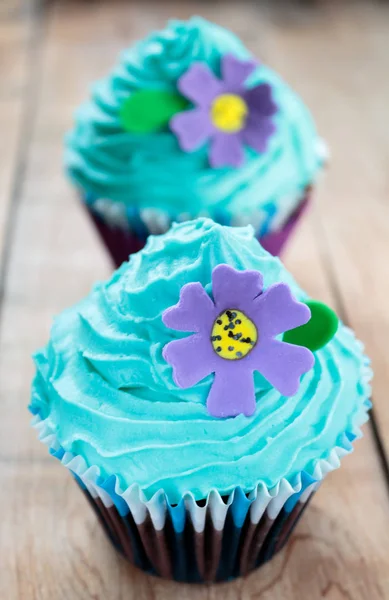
[
  {"left": 312, "top": 208, "right": 389, "bottom": 496},
  {"left": 0, "top": 0, "right": 47, "bottom": 326}
]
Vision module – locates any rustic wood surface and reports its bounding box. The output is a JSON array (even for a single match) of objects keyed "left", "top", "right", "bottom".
[{"left": 1, "top": 0, "right": 389, "bottom": 598}]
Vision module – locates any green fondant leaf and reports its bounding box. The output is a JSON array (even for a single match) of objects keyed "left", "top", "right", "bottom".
[
  {"left": 283, "top": 300, "right": 339, "bottom": 352},
  {"left": 119, "top": 89, "right": 189, "bottom": 134}
]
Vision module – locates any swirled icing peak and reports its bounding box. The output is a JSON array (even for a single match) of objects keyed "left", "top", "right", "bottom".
[
  {"left": 31, "top": 220, "right": 370, "bottom": 503},
  {"left": 65, "top": 17, "right": 323, "bottom": 220}
]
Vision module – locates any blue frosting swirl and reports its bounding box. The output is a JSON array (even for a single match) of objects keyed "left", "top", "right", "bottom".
[
  {"left": 31, "top": 219, "right": 370, "bottom": 504},
  {"left": 65, "top": 17, "right": 323, "bottom": 221}
]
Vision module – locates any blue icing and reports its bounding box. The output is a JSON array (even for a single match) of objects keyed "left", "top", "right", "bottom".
[
  {"left": 30, "top": 219, "right": 370, "bottom": 505},
  {"left": 65, "top": 17, "right": 322, "bottom": 224}
]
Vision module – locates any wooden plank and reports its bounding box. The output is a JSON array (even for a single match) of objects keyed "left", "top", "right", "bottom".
[
  {"left": 264, "top": 0, "right": 389, "bottom": 488},
  {"left": 0, "top": 0, "right": 33, "bottom": 266},
  {"left": 0, "top": 1, "right": 388, "bottom": 599}
]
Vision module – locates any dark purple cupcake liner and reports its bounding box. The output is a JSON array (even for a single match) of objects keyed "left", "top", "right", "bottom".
[{"left": 84, "top": 189, "right": 312, "bottom": 268}]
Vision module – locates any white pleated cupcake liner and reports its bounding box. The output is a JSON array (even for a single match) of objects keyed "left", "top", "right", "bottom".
[{"left": 86, "top": 188, "right": 308, "bottom": 239}]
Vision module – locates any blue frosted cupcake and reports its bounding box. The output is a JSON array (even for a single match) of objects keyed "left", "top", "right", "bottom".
[
  {"left": 30, "top": 219, "right": 369, "bottom": 583},
  {"left": 65, "top": 17, "right": 326, "bottom": 266}
]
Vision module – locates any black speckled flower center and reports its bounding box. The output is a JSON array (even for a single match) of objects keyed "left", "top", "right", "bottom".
[{"left": 211, "top": 309, "right": 257, "bottom": 360}]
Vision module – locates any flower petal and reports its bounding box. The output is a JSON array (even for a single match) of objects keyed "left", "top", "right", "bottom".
[
  {"left": 244, "top": 84, "right": 277, "bottom": 117},
  {"left": 177, "top": 63, "right": 224, "bottom": 106},
  {"left": 221, "top": 54, "right": 257, "bottom": 89},
  {"left": 163, "top": 282, "right": 216, "bottom": 333},
  {"left": 206, "top": 368, "right": 256, "bottom": 418},
  {"left": 210, "top": 132, "right": 245, "bottom": 168},
  {"left": 252, "top": 283, "right": 311, "bottom": 338},
  {"left": 241, "top": 116, "right": 276, "bottom": 154},
  {"left": 163, "top": 335, "right": 215, "bottom": 389},
  {"left": 251, "top": 338, "right": 314, "bottom": 396},
  {"left": 212, "top": 264, "right": 263, "bottom": 312},
  {"left": 170, "top": 108, "right": 214, "bottom": 152}
]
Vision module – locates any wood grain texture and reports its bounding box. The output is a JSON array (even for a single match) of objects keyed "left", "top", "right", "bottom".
[
  {"left": 0, "top": 0, "right": 34, "bottom": 272},
  {"left": 0, "top": 1, "right": 388, "bottom": 598}
]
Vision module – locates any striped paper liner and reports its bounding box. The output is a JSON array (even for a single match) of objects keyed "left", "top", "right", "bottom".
[
  {"left": 82, "top": 187, "right": 312, "bottom": 268},
  {"left": 74, "top": 475, "right": 317, "bottom": 582}
]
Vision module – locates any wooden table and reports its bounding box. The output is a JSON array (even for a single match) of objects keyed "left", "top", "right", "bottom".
[{"left": 1, "top": 0, "right": 389, "bottom": 598}]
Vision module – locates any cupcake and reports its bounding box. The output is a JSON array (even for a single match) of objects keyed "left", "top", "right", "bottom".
[
  {"left": 29, "top": 219, "right": 370, "bottom": 583},
  {"left": 65, "top": 17, "right": 326, "bottom": 267}
]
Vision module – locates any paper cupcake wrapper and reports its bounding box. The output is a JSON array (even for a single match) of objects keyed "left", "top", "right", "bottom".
[
  {"left": 74, "top": 476, "right": 316, "bottom": 582},
  {"left": 82, "top": 187, "right": 312, "bottom": 268},
  {"left": 31, "top": 347, "right": 371, "bottom": 582}
]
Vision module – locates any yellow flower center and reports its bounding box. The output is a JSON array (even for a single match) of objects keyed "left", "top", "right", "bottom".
[
  {"left": 211, "top": 309, "right": 258, "bottom": 360},
  {"left": 211, "top": 94, "right": 248, "bottom": 133}
]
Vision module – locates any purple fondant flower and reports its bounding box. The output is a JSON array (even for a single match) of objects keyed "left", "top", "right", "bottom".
[
  {"left": 170, "top": 54, "right": 277, "bottom": 168},
  {"left": 162, "top": 265, "right": 314, "bottom": 419}
]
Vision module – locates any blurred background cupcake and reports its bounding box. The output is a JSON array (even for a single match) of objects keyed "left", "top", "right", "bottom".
[
  {"left": 65, "top": 17, "right": 327, "bottom": 267},
  {"left": 30, "top": 220, "right": 371, "bottom": 583}
]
